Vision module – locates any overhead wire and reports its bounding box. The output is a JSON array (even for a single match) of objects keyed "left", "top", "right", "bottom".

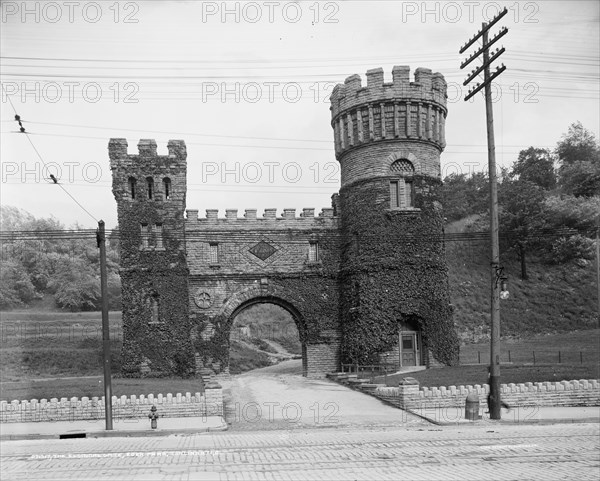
[
  {"left": 0, "top": 85, "right": 99, "bottom": 224},
  {"left": 0, "top": 226, "right": 595, "bottom": 243}
]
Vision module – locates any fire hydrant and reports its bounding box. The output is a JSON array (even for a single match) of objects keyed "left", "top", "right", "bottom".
[{"left": 148, "top": 405, "right": 159, "bottom": 429}]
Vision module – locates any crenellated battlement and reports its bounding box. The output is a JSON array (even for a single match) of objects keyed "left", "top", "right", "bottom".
[
  {"left": 110, "top": 138, "right": 187, "bottom": 205},
  {"left": 185, "top": 208, "right": 338, "bottom": 229},
  {"left": 330, "top": 66, "right": 447, "bottom": 159},
  {"left": 108, "top": 138, "right": 187, "bottom": 161},
  {"left": 330, "top": 66, "right": 447, "bottom": 116}
]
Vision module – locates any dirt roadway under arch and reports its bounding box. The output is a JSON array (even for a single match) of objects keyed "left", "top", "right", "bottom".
[{"left": 220, "top": 359, "right": 428, "bottom": 431}]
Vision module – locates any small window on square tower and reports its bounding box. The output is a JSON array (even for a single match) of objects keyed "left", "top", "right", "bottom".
[
  {"left": 128, "top": 177, "right": 137, "bottom": 200},
  {"left": 146, "top": 177, "right": 154, "bottom": 200},
  {"left": 163, "top": 178, "right": 171, "bottom": 200},
  {"left": 140, "top": 223, "right": 150, "bottom": 249},
  {"left": 308, "top": 241, "right": 319, "bottom": 262},
  {"left": 155, "top": 224, "right": 163, "bottom": 249},
  {"left": 209, "top": 243, "right": 219, "bottom": 265},
  {"left": 147, "top": 291, "right": 160, "bottom": 324}
]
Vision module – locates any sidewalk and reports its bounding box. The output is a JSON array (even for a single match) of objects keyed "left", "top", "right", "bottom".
[
  {"left": 1, "top": 406, "right": 598, "bottom": 441},
  {"left": 407, "top": 405, "right": 600, "bottom": 426},
  {"left": 0, "top": 415, "right": 227, "bottom": 441}
]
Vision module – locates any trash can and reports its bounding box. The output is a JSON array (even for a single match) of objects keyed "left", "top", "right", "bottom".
[{"left": 465, "top": 393, "right": 480, "bottom": 421}]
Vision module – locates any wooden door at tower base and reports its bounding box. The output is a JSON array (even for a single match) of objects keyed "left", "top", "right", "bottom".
[{"left": 399, "top": 332, "right": 420, "bottom": 367}]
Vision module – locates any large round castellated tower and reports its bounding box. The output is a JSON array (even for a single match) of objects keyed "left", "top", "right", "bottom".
[{"left": 331, "top": 66, "right": 458, "bottom": 367}]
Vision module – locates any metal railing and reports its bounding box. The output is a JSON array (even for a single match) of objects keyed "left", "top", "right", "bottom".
[
  {"left": 459, "top": 350, "right": 597, "bottom": 366},
  {"left": 340, "top": 362, "right": 399, "bottom": 383}
]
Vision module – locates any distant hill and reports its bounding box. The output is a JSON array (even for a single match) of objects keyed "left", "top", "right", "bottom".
[{"left": 230, "top": 304, "right": 302, "bottom": 373}]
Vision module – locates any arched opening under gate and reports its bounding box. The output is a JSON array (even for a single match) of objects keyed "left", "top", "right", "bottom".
[{"left": 227, "top": 297, "right": 306, "bottom": 376}]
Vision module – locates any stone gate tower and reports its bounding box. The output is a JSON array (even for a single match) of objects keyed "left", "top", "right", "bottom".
[
  {"left": 109, "top": 139, "right": 195, "bottom": 376},
  {"left": 109, "top": 65, "right": 459, "bottom": 379},
  {"left": 331, "top": 66, "right": 458, "bottom": 366}
]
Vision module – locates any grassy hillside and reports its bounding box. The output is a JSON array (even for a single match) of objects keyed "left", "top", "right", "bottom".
[
  {"left": 445, "top": 218, "right": 599, "bottom": 342},
  {"left": 233, "top": 303, "right": 301, "bottom": 354},
  {"left": 229, "top": 303, "right": 302, "bottom": 373}
]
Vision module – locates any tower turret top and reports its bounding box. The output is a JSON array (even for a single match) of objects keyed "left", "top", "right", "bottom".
[
  {"left": 329, "top": 66, "right": 448, "bottom": 160},
  {"left": 330, "top": 66, "right": 447, "bottom": 120}
]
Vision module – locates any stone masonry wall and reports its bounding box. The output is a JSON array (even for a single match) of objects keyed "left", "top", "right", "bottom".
[
  {"left": 306, "top": 338, "right": 342, "bottom": 377},
  {"left": 336, "top": 142, "right": 442, "bottom": 188},
  {"left": 185, "top": 207, "right": 339, "bottom": 277},
  {"left": 372, "top": 379, "right": 600, "bottom": 410},
  {"left": 186, "top": 207, "right": 342, "bottom": 377},
  {"left": 0, "top": 387, "right": 223, "bottom": 423}
]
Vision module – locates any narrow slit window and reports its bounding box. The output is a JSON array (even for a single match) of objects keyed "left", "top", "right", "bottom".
[
  {"left": 150, "top": 293, "right": 159, "bottom": 323},
  {"left": 308, "top": 241, "right": 319, "bottom": 262},
  {"left": 128, "top": 177, "right": 137, "bottom": 200},
  {"left": 146, "top": 177, "right": 154, "bottom": 200},
  {"left": 163, "top": 178, "right": 171, "bottom": 200},
  {"left": 140, "top": 223, "right": 149, "bottom": 249},
  {"left": 405, "top": 180, "right": 413, "bottom": 207},
  {"left": 155, "top": 224, "right": 163, "bottom": 249},
  {"left": 390, "top": 180, "right": 400, "bottom": 208},
  {"left": 209, "top": 243, "right": 219, "bottom": 265}
]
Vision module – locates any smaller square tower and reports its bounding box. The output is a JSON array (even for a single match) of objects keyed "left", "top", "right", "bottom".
[{"left": 109, "top": 139, "right": 194, "bottom": 377}]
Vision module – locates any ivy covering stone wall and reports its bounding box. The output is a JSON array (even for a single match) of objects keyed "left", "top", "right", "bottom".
[
  {"left": 110, "top": 139, "right": 194, "bottom": 377},
  {"left": 339, "top": 175, "right": 459, "bottom": 366}
]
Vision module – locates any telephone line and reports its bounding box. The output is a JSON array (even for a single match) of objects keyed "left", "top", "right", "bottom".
[{"left": 1, "top": 85, "right": 99, "bottom": 224}]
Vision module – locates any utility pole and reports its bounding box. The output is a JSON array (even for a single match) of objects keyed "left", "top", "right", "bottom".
[
  {"left": 97, "top": 220, "right": 113, "bottom": 430},
  {"left": 460, "top": 7, "right": 508, "bottom": 420},
  {"left": 597, "top": 216, "right": 600, "bottom": 323}
]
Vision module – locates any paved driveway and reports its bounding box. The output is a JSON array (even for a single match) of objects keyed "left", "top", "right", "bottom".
[{"left": 220, "top": 360, "right": 427, "bottom": 430}]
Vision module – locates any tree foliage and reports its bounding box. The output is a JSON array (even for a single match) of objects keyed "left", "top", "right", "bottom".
[
  {"left": 441, "top": 172, "right": 489, "bottom": 221},
  {"left": 0, "top": 206, "right": 121, "bottom": 311},
  {"left": 509, "top": 147, "right": 556, "bottom": 190},
  {"left": 498, "top": 179, "right": 547, "bottom": 279},
  {"left": 558, "top": 160, "right": 600, "bottom": 197},
  {"left": 555, "top": 122, "right": 600, "bottom": 197},
  {"left": 0, "top": 260, "right": 36, "bottom": 309},
  {"left": 555, "top": 121, "right": 599, "bottom": 166},
  {"left": 443, "top": 122, "right": 599, "bottom": 270}
]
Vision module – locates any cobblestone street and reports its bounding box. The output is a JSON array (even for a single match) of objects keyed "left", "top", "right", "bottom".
[{"left": 2, "top": 423, "right": 598, "bottom": 480}]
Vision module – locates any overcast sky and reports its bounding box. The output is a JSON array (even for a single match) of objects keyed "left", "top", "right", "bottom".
[{"left": 1, "top": 0, "right": 598, "bottom": 229}]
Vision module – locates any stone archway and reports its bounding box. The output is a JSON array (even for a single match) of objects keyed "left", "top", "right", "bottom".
[
  {"left": 220, "top": 285, "right": 309, "bottom": 376},
  {"left": 227, "top": 296, "right": 307, "bottom": 376}
]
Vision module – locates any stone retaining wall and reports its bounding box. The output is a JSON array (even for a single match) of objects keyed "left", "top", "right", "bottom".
[
  {"left": 0, "top": 386, "right": 223, "bottom": 423},
  {"left": 327, "top": 373, "right": 600, "bottom": 410},
  {"left": 376, "top": 379, "right": 600, "bottom": 410}
]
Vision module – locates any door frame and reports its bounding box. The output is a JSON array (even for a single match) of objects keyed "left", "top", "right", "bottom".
[{"left": 398, "top": 330, "right": 421, "bottom": 368}]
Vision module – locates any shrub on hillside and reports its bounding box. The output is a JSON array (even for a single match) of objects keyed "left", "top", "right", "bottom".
[
  {"left": 543, "top": 234, "right": 595, "bottom": 264},
  {"left": 0, "top": 261, "right": 37, "bottom": 309}
]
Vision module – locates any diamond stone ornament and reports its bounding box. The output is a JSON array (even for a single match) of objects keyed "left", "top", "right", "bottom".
[{"left": 249, "top": 241, "right": 277, "bottom": 260}]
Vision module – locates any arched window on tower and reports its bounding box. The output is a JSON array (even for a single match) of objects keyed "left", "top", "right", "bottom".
[
  {"left": 163, "top": 177, "right": 171, "bottom": 200},
  {"left": 147, "top": 291, "right": 160, "bottom": 325},
  {"left": 389, "top": 159, "right": 415, "bottom": 209},
  {"left": 128, "top": 177, "right": 137, "bottom": 200},
  {"left": 146, "top": 177, "right": 154, "bottom": 200}
]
